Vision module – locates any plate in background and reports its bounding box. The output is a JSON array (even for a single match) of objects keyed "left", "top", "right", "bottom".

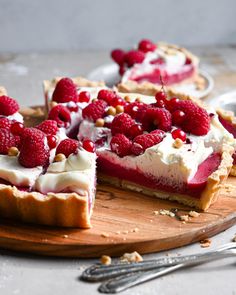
[
  {"left": 87, "top": 63, "right": 214, "bottom": 99},
  {"left": 207, "top": 91, "right": 236, "bottom": 113}
]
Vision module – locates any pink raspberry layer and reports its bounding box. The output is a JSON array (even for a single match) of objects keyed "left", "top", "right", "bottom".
[
  {"left": 219, "top": 116, "right": 236, "bottom": 164},
  {"left": 0, "top": 178, "right": 30, "bottom": 191},
  {"left": 127, "top": 64, "right": 195, "bottom": 85},
  {"left": 97, "top": 153, "right": 221, "bottom": 198}
]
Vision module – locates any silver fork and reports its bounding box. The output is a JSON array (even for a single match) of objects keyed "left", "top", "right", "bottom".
[
  {"left": 98, "top": 248, "right": 236, "bottom": 293},
  {"left": 81, "top": 243, "right": 236, "bottom": 282}
]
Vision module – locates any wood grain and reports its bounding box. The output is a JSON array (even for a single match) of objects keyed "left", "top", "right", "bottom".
[{"left": 0, "top": 178, "right": 235, "bottom": 257}]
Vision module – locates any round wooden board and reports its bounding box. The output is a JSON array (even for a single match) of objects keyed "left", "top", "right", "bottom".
[{"left": 0, "top": 178, "right": 236, "bottom": 258}]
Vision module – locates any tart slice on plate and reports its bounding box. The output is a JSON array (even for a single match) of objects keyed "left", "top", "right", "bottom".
[
  {"left": 77, "top": 87, "right": 236, "bottom": 210},
  {"left": 0, "top": 89, "right": 96, "bottom": 228},
  {"left": 111, "top": 39, "right": 206, "bottom": 94}
]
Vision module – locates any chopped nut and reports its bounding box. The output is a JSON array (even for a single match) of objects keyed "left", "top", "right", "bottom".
[
  {"left": 54, "top": 153, "right": 66, "bottom": 162},
  {"left": 116, "top": 105, "right": 124, "bottom": 114},
  {"left": 189, "top": 211, "right": 200, "bottom": 218},
  {"left": 159, "top": 209, "right": 175, "bottom": 218},
  {"left": 106, "top": 106, "right": 116, "bottom": 116},
  {"left": 200, "top": 238, "right": 211, "bottom": 248},
  {"left": 95, "top": 118, "right": 105, "bottom": 127},
  {"left": 120, "top": 251, "right": 143, "bottom": 263},
  {"left": 124, "top": 95, "right": 131, "bottom": 102},
  {"left": 173, "top": 138, "right": 183, "bottom": 149},
  {"left": 101, "top": 232, "right": 109, "bottom": 238},
  {"left": 100, "top": 255, "right": 112, "bottom": 265},
  {"left": 179, "top": 215, "right": 189, "bottom": 222},
  {"left": 8, "top": 147, "right": 19, "bottom": 157}
]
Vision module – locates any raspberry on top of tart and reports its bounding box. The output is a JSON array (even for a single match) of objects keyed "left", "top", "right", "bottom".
[
  {"left": 77, "top": 88, "right": 236, "bottom": 211},
  {"left": 111, "top": 39, "right": 200, "bottom": 89},
  {"left": 0, "top": 90, "right": 97, "bottom": 228}
]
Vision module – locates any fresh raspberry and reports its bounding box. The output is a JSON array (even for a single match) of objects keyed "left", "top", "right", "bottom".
[
  {"left": 82, "top": 139, "right": 95, "bottom": 153},
  {"left": 110, "top": 134, "right": 132, "bottom": 157},
  {"left": 171, "top": 128, "right": 186, "bottom": 142},
  {"left": 56, "top": 138, "right": 79, "bottom": 157},
  {"left": 0, "top": 129, "right": 16, "bottom": 154},
  {"left": 141, "top": 107, "right": 172, "bottom": 132},
  {"left": 97, "top": 89, "right": 118, "bottom": 105},
  {"left": 18, "top": 128, "right": 50, "bottom": 168},
  {"left": 48, "top": 105, "right": 71, "bottom": 128},
  {"left": 131, "top": 130, "right": 164, "bottom": 156},
  {"left": 0, "top": 96, "right": 19, "bottom": 116},
  {"left": 138, "top": 39, "right": 156, "bottom": 53},
  {"left": 124, "top": 102, "right": 145, "bottom": 120},
  {"left": 172, "top": 100, "right": 210, "bottom": 135},
  {"left": 52, "top": 77, "right": 77, "bottom": 103},
  {"left": 47, "top": 135, "right": 58, "bottom": 149},
  {"left": 111, "top": 49, "right": 125, "bottom": 66},
  {"left": 127, "top": 124, "right": 143, "bottom": 139},
  {"left": 111, "top": 113, "right": 135, "bottom": 136},
  {"left": 124, "top": 50, "right": 145, "bottom": 67},
  {"left": 166, "top": 97, "right": 180, "bottom": 112},
  {"left": 10, "top": 121, "right": 24, "bottom": 135},
  {"left": 82, "top": 100, "right": 107, "bottom": 122},
  {"left": 36, "top": 120, "right": 58, "bottom": 135},
  {"left": 78, "top": 91, "right": 90, "bottom": 103},
  {"left": 0, "top": 117, "right": 12, "bottom": 130}
]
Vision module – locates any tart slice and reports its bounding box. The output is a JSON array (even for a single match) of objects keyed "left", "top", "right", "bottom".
[
  {"left": 78, "top": 88, "right": 236, "bottom": 211},
  {"left": 111, "top": 39, "right": 204, "bottom": 92},
  {"left": 0, "top": 91, "right": 97, "bottom": 228}
]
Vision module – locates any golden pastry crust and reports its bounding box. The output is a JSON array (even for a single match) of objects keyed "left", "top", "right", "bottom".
[
  {"left": 118, "top": 42, "right": 201, "bottom": 94},
  {"left": 0, "top": 184, "right": 92, "bottom": 228},
  {"left": 99, "top": 144, "right": 233, "bottom": 211},
  {"left": 43, "top": 76, "right": 105, "bottom": 112}
]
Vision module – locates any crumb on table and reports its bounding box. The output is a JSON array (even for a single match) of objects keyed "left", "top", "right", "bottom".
[
  {"left": 200, "top": 238, "right": 211, "bottom": 248},
  {"left": 120, "top": 251, "right": 143, "bottom": 263}
]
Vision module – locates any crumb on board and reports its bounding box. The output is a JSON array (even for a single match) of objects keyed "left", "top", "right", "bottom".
[
  {"left": 189, "top": 211, "right": 200, "bottom": 218},
  {"left": 101, "top": 232, "right": 110, "bottom": 238},
  {"left": 200, "top": 238, "right": 211, "bottom": 248},
  {"left": 62, "top": 234, "right": 68, "bottom": 238},
  {"left": 132, "top": 227, "right": 139, "bottom": 233},
  {"left": 157, "top": 209, "right": 175, "bottom": 218},
  {"left": 179, "top": 215, "right": 189, "bottom": 222},
  {"left": 100, "top": 255, "right": 112, "bottom": 265},
  {"left": 120, "top": 251, "right": 143, "bottom": 263}
]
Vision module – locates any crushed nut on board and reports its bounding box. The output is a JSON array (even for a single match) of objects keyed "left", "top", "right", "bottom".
[
  {"left": 158, "top": 209, "right": 175, "bottom": 218},
  {"left": 101, "top": 232, "right": 109, "bottom": 238},
  {"left": 100, "top": 255, "right": 112, "bottom": 265},
  {"left": 189, "top": 211, "right": 200, "bottom": 218},
  {"left": 120, "top": 251, "right": 143, "bottom": 263},
  {"left": 200, "top": 238, "right": 211, "bottom": 248},
  {"left": 180, "top": 215, "right": 189, "bottom": 222}
]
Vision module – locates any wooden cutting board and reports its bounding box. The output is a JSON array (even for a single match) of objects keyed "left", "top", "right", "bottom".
[{"left": 0, "top": 178, "right": 235, "bottom": 258}]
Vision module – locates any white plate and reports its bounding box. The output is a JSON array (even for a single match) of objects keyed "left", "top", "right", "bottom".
[
  {"left": 87, "top": 63, "right": 214, "bottom": 99},
  {"left": 207, "top": 91, "right": 236, "bottom": 113}
]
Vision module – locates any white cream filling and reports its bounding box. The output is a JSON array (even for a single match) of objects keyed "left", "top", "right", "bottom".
[{"left": 7, "top": 112, "right": 24, "bottom": 123}]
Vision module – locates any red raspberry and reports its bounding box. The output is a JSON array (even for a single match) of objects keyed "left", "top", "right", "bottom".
[
  {"left": 56, "top": 138, "right": 79, "bottom": 157},
  {"left": 131, "top": 130, "right": 164, "bottom": 156},
  {"left": 18, "top": 128, "right": 50, "bottom": 168},
  {"left": 82, "top": 100, "right": 107, "bottom": 122},
  {"left": 141, "top": 107, "right": 172, "bottom": 132},
  {"left": 47, "top": 135, "right": 58, "bottom": 149},
  {"left": 97, "top": 89, "right": 117, "bottom": 105},
  {"left": 82, "top": 139, "right": 95, "bottom": 153},
  {"left": 128, "top": 124, "right": 143, "bottom": 139},
  {"left": 171, "top": 128, "right": 186, "bottom": 142},
  {"left": 124, "top": 50, "right": 145, "bottom": 67},
  {"left": 48, "top": 105, "right": 71, "bottom": 128},
  {"left": 0, "top": 117, "right": 12, "bottom": 130},
  {"left": 110, "top": 134, "right": 132, "bottom": 157},
  {"left": 0, "top": 96, "right": 19, "bottom": 116},
  {"left": 36, "top": 120, "right": 58, "bottom": 135},
  {"left": 138, "top": 39, "right": 156, "bottom": 53},
  {"left": 52, "top": 77, "right": 77, "bottom": 103},
  {"left": 111, "top": 113, "right": 135, "bottom": 136},
  {"left": 124, "top": 102, "right": 145, "bottom": 119},
  {"left": 78, "top": 91, "right": 90, "bottom": 103},
  {"left": 111, "top": 49, "right": 125, "bottom": 66},
  {"left": 0, "top": 129, "right": 16, "bottom": 154},
  {"left": 10, "top": 122, "right": 24, "bottom": 135},
  {"left": 173, "top": 100, "right": 210, "bottom": 135}
]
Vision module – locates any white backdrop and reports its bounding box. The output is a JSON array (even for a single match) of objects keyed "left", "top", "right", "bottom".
[{"left": 0, "top": 0, "right": 236, "bottom": 53}]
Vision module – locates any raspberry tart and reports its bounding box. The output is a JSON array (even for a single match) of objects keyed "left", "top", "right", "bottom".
[
  {"left": 111, "top": 39, "right": 203, "bottom": 93},
  {"left": 78, "top": 87, "right": 236, "bottom": 210},
  {"left": 0, "top": 90, "right": 97, "bottom": 228}
]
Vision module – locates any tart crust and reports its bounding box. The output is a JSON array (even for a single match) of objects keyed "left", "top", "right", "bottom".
[
  {"left": 99, "top": 144, "right": 233, "bottom": 211},
  {"left": 0, "top": 184, "right": 92, "bottom": 228},
  {"left": 118, "top": 42, "right": 201, "bottom": 93}
]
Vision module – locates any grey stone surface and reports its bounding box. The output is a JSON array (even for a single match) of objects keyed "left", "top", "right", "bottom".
[
  {"left": 0, "top": 48, "right": 236, "bottom": 294},
  {"left": 0, "top": 0, "right": 236, "bottom": 53}
]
